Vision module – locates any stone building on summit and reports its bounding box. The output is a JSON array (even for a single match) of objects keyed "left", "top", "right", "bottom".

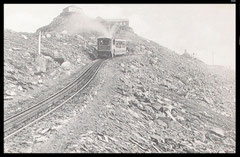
[{"left": 63, "top": 5, "right": 83, "bottom": 13}]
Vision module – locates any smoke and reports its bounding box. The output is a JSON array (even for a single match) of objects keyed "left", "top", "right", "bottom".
[
  {"left": 107, "top": 23, "right": 119, "bottom": 38},
  {"left": 62, "top": 13, "right": 111, "bottom": 37}
]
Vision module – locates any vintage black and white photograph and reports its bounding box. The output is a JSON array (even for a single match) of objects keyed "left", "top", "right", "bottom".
[{"left": 4, "top": 4, "right": 236, "bottom": 153}]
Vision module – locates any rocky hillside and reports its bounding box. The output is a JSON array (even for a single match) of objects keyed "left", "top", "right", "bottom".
[
  {"left": 4, "top": 6, "right": 235, "bottom": 153},
  {"left": 4, "top": 54, "right": 235, "bottom": 153},
  {"left": 4, "top": 29, "right": 97, "bottom": 112}
]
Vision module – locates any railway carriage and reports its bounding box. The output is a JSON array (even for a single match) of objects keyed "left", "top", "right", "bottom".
[{"left": 97, "top": 37, "right": 127, "bottom": 58}]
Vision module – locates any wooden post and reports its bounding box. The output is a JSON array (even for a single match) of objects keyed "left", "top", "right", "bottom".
[{"left": 38, "top": 31, "right": 41, "bottom": 55}]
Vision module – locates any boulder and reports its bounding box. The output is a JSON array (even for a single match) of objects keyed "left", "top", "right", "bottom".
[
  {"left": 6, "top": 90, "right": 16, "bottom": 96},
  {"left": 61, "top": 61, "right": 71, "bottom": 70},
  {"left": 4, "top": 96, "right": 13, "bottom": 100},
  {"left": 38, "top": 79, "right": 43, "bottom": 84},
  {"left": 35, "top": 136, "right": 48, "bottom": 143},
  {"left": 46, "top": 34, "right": 51, "bottom": 38},
  {"left": 176, "top": 115, "right": 185, "bottom": 122},
  {"left": 77, "top": 58, "right": 81, "bottom": 64},
  {"left": 156, "top": 112, "right": 166, "bottom": 118},
  {"left": 133, "top": 90, "right": 144, "bottom": 100},
  {"left": 9, "top": 84, "right": 17, "bottom": 88},
  {"left": 54, "top": 57, "right": 65, "bottom": 65},
  {"left": 162, "top": 97, "right": 172, "bottom": 102},
  {"left": 93, "top": 91, "right": 98, "bottom": 96},
  {"left": 44, "top": 56, "right": 53, "bottom": 61},
  {"left": 144, "top": 105, "right": 155, "bottom": 114},
  {"left": 171, "top": 108, "right": 178, "bottom": 117},
  {"left": 218, "top": 150, "right": 225, "bottom": 153},
  {"left": 21, "top": 34, "right": 28, "bottom": 39},
  {"left": 39, "top": 128, "right": 50, "bottom": 134},
  {"left": 12, "top": 47, "right": 21, "bottom": 51},
  {"left": 18, "top": 85, "right": 23, "bottom": 91},
  {"left": 209, "top": 127, "right": 225, "bottom": 137},
  {"left": 203, "top": 95, "right": 214, "bottom": 104},
  {"left": 201, "top": 111, "right": 213, "bottom": 118},
  {"left": 151, "top": 103, "right": 162, "bottom": 111},
  {"left": 61, "top": 30, "right": 68, "bottom": 34},
  {"left": 136, "top": 103, "right": 144, "bottom": 110},
  {"left": 128, "top": 97, "right": 138, "bottom": 106},
  {"left": 88, "top": 42, "right": 93, "bottom": 45},
  {"left": 32, "top": 81, "right": 38, "bottom": 85},
  {"left": 25, "top": 52, "right": 31, "bottom": 58},
  {"left": 156, "top": 119, "right": 167, "bottom": 128},
  {"left": 156, "top": 99, "right": 164, "bottom": 104}
]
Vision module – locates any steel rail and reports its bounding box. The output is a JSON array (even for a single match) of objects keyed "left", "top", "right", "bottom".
[
  {"left": 4, "top": 61, "right": 101, "bottom": 126},
  {"left": 4, "top": 61, "right": 101, "bottom": 131},
  {"left": 5, "top": 60, "right": 99, "bottom": 122},
  {"left": 4, "top": 59, "right": 105, "bottom": 140}
]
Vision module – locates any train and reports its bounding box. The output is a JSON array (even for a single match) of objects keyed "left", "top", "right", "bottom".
[{"left": 97, "top": 37, "right": 127, "bottom": 58}]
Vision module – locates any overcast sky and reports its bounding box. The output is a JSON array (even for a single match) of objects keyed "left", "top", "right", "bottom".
[{"left": 4, "top": 4, "right": 235, "bottom": 69}]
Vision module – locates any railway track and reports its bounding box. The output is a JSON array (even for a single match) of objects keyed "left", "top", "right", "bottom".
[{"left": 4, "top": 59, "right": 105, "bottom": 140}]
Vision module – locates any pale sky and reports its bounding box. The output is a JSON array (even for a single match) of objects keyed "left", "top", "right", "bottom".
[{"left": 4, "top": 4, "right": 236, "bottom": 69}]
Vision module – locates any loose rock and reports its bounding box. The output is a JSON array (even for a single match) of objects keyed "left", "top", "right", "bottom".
[
  {"left": 6, "top": 90, "right": 16, "bottom": 96},
  {"left": 21, "top": 34, "right": 28, "bottom": 40},
  {"left": 209, "top": 127, "right": 225, "bottom": 137},
  {"left": 61, "top": 61, "right": 71, "bottom": 70}
]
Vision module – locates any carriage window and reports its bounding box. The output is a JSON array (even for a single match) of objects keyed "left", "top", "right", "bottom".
[
  {"left": 116, "top": 41, "right": 126, "bottom": 48},
  {"left": 116, "top": 42, "right": 121, "bottom": 48},
  {"left": 99, "top": 39, "right": 110, "bottom": 45}
]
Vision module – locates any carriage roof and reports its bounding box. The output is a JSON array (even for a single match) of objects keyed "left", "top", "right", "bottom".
[{"left": 97, "top": 36, "right": 111, "bottom": 39}]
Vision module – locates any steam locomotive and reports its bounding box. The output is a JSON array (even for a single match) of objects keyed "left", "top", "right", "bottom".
[{"left": 97, "top": 37, "right": 127, "bottom": 58}]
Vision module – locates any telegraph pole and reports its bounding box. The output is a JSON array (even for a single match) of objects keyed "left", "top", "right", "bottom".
[{"left": 38, "top": 31, "right": 41, "bottom": 55}]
